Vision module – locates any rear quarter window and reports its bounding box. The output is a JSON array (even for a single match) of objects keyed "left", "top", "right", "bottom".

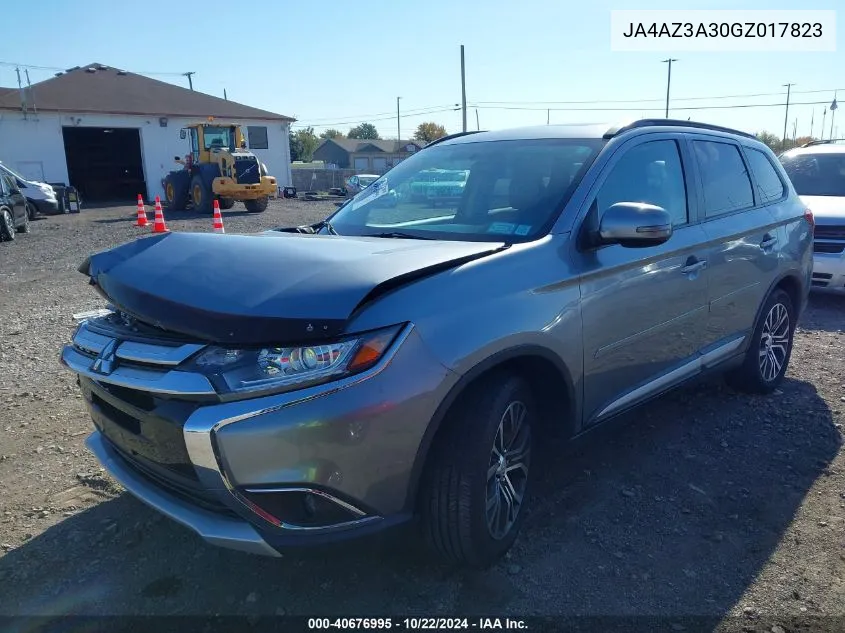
[{"left": 745, "top": 148, "right": 786, "bottom": 204}]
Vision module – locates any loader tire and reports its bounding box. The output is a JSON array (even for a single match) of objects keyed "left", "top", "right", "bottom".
[
  {"left": 219, "top": 197, "right": 235, "bottom": 210},
  {"left": 244, "top": 196, "right": 269, "bottom": 213},
  {"left": 190, "top": 175, "right": 212, "bottom": 213}
]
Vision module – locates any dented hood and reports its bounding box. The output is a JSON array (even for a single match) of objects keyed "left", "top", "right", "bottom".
[{"left": 80, "top": 231, "right": 503, "bottom": 345}]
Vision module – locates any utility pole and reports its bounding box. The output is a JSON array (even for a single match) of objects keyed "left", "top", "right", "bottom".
[
  {"left": 830, "top": 92, "right": 838, "bottom": 141},
  {"left": 792, "top": 117, "right": 797, "bottom": 142},
  {"left": 24, "top": 69, "right": 36, "bottom": 118},
  {"left": 460, "top": 45, "right": 467, "bottom": 133},
  {"left": 15, "top": 67, "right": 27, "bottom": 119},
  {"left": 822, "top": 108, "right": 827, "bottom": 141},
  {"left": 183, "top": 72, "right": 195, "bottom": 90},
  {"left": 782, "top": 83, "right": 794, "bottom": 149},
  {"left": 397, "top": 96, "right": 401, "bottom": 143},
  {"left": 810, "top": 109, "right": 814, "bottom": 138},
  {"left": 662, "top": 58, "right": 677, "bottom": 118},
  {"left": 547, "top": 109, "right": 550, "bottom": 125},
  {"left": 476, "top": 108, "right": 480, "bottom": 131},
  {"left": 223, "top": 89, "right": 228, "bottom": 101}
]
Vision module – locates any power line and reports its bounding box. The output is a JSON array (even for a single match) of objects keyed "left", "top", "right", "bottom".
[
  {"left": 471, "top": 99, "right": 835, "bottom": 113},
  {"left": 296, "top": 104, "right": 460, "bottom": 125},
  {"left": 293, "top": 106, "right": 461, "bottom": 128},
  {"left": 472, "top": 87, "right": 845, "bottom": 106},
  {"left": 0, "top": 60, "right": 191, "bottom": 77}
]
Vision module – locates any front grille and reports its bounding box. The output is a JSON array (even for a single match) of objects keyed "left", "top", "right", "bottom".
[
  {"left": 814, "top": 225, "right": 845, "bottom": 240},
  {"left": 235, "top": 158, "right": 261, "bottom": 185},
  {"left": 106, "top": 436, "right": 237, "bottom": 517},
  {"left": 814, "top": 242, "right": 845, "bottom": 254}
]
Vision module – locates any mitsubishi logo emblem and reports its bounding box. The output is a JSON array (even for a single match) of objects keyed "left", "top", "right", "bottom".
[{"left": 91, "top": 339, "right": 119, "bottom": 375}]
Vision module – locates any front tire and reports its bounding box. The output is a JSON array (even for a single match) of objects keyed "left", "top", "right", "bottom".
[
  {"left": 1, "top": 208, "right": 16, "bottom": 242},
  {"left": 244, "top": 196, "right": 269, "bottom": 213},
  {"left": 165, "top": 175, "right": 190, "bottom": 211},
  {"left": 190, "top": 175, "right": 212, "bottom": 213},
  {"left": 218, "top": 197, "right": 235, "bottom": 210},
  {"left": 420, "top": 372, "right": 535, "bottom": 568},
  {"left": 725, "top": 288, "right": 795, "bottom": 394},
  {"left": 16, "top": 208, "right": 30, "bottom": 233}
]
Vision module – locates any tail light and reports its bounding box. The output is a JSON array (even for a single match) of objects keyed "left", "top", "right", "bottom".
[{"left": 804, "top": 208, "right": 815, "bottom": 232}]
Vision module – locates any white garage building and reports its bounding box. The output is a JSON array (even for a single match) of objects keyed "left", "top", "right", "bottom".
[{"left": 0, "top": 63, "right": 294, "bottom": 203}]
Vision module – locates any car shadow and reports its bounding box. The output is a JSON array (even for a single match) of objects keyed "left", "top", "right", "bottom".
[{"left": 0, "top": 376, "right": 838, "bottom": 624}]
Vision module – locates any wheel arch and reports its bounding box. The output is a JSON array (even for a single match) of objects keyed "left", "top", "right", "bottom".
[
  {"left": 739, "top": 271, "right": 805, "bottom": 356},
  {"left": 403, "top": 344, "right": 578, "bottom": 513}
]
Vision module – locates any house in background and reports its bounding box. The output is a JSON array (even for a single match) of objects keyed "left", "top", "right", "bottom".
[
  {"left": 0, "top": 63, "right": 295, "bottom": 202},
  {"left": 313, "top": 138, "right": 426, "bottom": 173}
]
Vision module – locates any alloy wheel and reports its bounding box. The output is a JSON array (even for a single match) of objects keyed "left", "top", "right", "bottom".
[
  {"left": 486, "top": 400, "right": 531, "bottom": 540},
  {"left": 759, "top": 302, "right": 790, "bottom": 382},
  {"left": 1, "top": 209, "right": 14, "bottom": 241}
]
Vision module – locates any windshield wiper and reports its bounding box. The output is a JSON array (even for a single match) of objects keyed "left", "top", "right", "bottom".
[{"left": 366, "top": 231, "right": 434, "bottom": 240}]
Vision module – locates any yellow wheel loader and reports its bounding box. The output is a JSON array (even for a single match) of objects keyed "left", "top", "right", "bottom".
[{"left": 163, "top": 118, "right": 276, "bottom": 213}]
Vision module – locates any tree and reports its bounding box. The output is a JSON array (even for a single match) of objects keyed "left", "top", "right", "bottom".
[
  {"left": 347, "top": 123, "right": 380, "bottom": 139},
  {"left": 320, "top": 129, "right": 344, "bottom": 140},
  {"left": 414, "top": 122, "right": 447, "bottom": 143},
  {"left": 295, "top": 127, "right": 320, "bottom": 162},
  {"left": 755, "top": 131, "right": 781, "bottom": 152},
  {"left": 289, "top": 130, "right": 303, "bottom": 162}
]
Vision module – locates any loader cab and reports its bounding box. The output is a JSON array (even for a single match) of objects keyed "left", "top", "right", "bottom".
[{"left": 180, "top": 123, "right": 243, "bottom": 165}]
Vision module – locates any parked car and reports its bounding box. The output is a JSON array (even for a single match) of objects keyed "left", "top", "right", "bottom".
[
  {"left": 779, "top": 140, "right": 845, "bottom": 294},
  {"left": 61, "top": 120, "right": 812, "bottom": 568},
  {"left": 0, "top": 162, "right": 59, "bottom": 218},
  {"left": 0, "top": 171, "right": 31, "bottom": 241},
  {"left": 344, "top": 174, "right": 380, "bottom": 195}
]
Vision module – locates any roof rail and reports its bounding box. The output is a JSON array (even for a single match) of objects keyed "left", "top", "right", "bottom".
[
  {"left": 604, "top": 119, "right": 757, "bottom": 140},
  {"left": 423, "top": 130, "right": 486, "bottom": 149},
  {"left": 800, "top": 138, "right": 845, "bottom": 147}
]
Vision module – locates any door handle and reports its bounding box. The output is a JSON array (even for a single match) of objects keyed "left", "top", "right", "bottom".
[
  {"left": 760, "top": 234, "right": 778, "bottom": 250},
  {"left": 680, "top": 259, "right": 707, "bottom": 275}
]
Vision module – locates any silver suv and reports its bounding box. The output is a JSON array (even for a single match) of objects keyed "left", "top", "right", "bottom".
[
  {"left": 779, "top": 141, "right": 845, "bottom": 294},
  {"left": 61, "top": 120, "right": 813, "bottom": 568}
]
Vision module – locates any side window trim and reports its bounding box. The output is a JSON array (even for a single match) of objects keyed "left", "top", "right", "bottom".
[
  {"left": 686, "top": 133, "right": 756, "bottom": 221},
  {"left": 573, "top": 133, "right": 696, "bottom": 244},
  {"left": 739, "top": 143, "right": 788, "bottom": 207}
]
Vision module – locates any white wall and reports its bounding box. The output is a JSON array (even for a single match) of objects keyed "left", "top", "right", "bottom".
[{"left": 0, "top": 110, "right": 292, "bottom": 201}]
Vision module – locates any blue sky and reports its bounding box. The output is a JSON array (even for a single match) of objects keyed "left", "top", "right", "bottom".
[{"left": 3, "top": 0, "right": 842, "bottom": 139}]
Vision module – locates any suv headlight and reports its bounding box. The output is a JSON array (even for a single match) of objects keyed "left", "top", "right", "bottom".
[{"left": 189, "top": 324, "right": 404, "bottom": 396}]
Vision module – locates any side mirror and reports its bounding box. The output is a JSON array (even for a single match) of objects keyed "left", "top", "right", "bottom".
[
  {"left": 597, "top": 202, "right": 673, "bottom": 248},
  {"left": 179, "top": 129, "right": 187, "bottom": 140}
]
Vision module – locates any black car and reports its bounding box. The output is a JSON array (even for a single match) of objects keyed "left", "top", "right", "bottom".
[{"left": 0, "top": 172, "right": 31, "bottom": 242}]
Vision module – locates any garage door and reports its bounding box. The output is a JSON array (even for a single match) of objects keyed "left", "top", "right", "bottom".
[
  {"left": 354, "top": 157, "right": 369, "bottom": 172},
  {"left": 62, "top": 127, "right": 146, "bottom": 202},
  {"left": 372, "top": 158, "right": 388, "bottom": 173}
]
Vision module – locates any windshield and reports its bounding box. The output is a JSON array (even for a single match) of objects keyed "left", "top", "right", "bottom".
[
  {"left": 358, "top": 176, "right": 379, "bottom": 186},
  {"left": 203, "top": 126, "right": 234, "bottom": 150},
  {"left": 780, "top": 152, "right": 845, "bottom": 197},
  {"left": 328, "top": 138, "right": 603, "bottom": 242}
]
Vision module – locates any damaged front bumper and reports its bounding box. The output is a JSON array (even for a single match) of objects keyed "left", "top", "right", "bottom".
[{"left": 61, "top": 318, "right": 455, "bottom": 556}]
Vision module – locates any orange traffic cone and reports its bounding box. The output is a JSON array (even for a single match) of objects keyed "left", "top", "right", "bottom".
[
  {"left": 135, "top": 194, "right": 148, "bottom": 227},
  {"left": 152, "top": 196, "right": 168, "bottom": 233},
  {"left": 212, "top": 200, "right": 225, "bottom": 234}
]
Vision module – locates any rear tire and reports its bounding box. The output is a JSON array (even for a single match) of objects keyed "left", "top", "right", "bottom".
[
  {"left": 190, "top": 175, "right": 212, "bottom": 213},
  {"left": 165, "top": 174, "right": 190, "bottom": 211},
  {"left": 26, "top": 202, "right": 39, "bottom": 220},
  {"left": 1, "top": 208, "right": 16, "bottom": 242},
  {"left": 725, "top": 288, "right": 795, "bottom": 394},
  {"left": 219, "top": 197, "right": 235, "bottom": 210},
  {"left": 420, "top": 372, "right": 535, "bottom": 569},
  {"left": 244, "top": 196, "right": 269, "bottom": 213}
]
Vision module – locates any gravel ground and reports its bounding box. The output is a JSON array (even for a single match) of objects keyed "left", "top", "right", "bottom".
[{"left": 0, "top": 201, "right": 844, "bottom": 631}]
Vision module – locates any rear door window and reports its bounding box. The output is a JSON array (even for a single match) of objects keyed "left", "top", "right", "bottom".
[
  {"left": 745, "top": 148, "right": 786, "bottom": 204},
  {"left": 692, "top": 140, "right": 754, "bottom": 217}
]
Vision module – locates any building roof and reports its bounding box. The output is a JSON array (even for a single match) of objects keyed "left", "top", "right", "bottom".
[
  {"left": 318, "top": 138, "right": 426, "bottom": 153},
  {"left": 0, "top": 64, "right": 294, "bottom": 121}
]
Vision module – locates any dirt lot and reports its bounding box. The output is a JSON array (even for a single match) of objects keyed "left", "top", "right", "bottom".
[{"left": 0, "top": 200, "right": 844, "bottom": 631}]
